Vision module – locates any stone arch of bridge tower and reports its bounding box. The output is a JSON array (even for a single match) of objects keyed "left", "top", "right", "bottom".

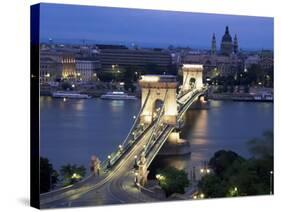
[
  {"left": 139, "top": 75, "right": 178, "bottom": 125},
  {"left": 189, "top": 77, "right": 196, "bottom": 89},
  {"left": 182, "top": 64, "right": 204, "bottom": 91},
  {"left": 152, "top": 99, "right": 164, "bottom": 120}
]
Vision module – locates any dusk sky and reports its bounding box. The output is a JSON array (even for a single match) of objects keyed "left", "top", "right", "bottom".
[{"left": 39, "top": 3, "right": 273, "bottom": 50}]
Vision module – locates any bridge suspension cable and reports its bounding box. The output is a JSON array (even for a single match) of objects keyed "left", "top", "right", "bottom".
[
  {"left": 142, "top": 89, "right": 168, "bottom": 157},
  {"left": 101, "top": 90, "right": 152, "bottom": 170},
  {"left": 121, "top": 89, "right": 151, "bottom": 147}
]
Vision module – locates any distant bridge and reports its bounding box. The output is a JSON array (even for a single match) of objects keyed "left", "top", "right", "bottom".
[{"left": 40, "top": 64, "right": 207, "bottom": 208}]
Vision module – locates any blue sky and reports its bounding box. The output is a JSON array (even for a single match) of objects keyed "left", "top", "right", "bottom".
[{"left": 39, "top": 3, "right": 273, "bottom": 50}]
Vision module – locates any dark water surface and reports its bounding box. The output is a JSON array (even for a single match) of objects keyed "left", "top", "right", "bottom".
[{"left": 40, "top": 97, "right": 273, "bottom": 174}]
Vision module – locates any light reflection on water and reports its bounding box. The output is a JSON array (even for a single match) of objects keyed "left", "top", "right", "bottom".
[
  {"left": 40, "top": 97, "right": 273, "bottom": 177},
  {"left": 149, "top": 100, "right": 273, "bottom": 179},
  {"left": 40, "top": 96, "right": 140, "bottom": 173}
]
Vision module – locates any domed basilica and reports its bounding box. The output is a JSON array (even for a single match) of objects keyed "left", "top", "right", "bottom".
[{"left": 212, "top": 26, "right": 238, "bottom": 56}]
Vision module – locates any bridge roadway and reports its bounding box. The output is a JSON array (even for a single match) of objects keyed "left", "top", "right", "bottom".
[
  {"left": 143, "top": 88, "right": 206, "bottom": 168},
  {"left": 40, "top": 88, "right": 206, "bottom": 208},
  {"left": 41, "top": 126, "right": 157, "bottom": 208}
]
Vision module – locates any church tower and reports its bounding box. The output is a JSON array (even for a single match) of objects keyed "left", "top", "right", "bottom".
[
  {"left": 233, "top": 34, "right": 238, "bottom": 54},
  {"left": 220, "top": 26, "right": 233, "bottom": 56},
  {"left": 211, "top": 33, "right": 217, "bottom": 55}
]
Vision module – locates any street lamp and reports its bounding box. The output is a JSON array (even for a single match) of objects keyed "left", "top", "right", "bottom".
[
  {"left": 134, "top": 155, "right": 138, "bottom": 169},
  {"left": 107, "top": 155, "right": 111, "bottom": 168},
  {"left": 118, "top": 144, "right": 123, "bottom": 151},
  {"left": 134, "top": 172, "right": 138, "bottom": 184}
]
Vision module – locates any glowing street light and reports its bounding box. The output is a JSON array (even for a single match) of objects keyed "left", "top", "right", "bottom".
[
  {"left": 118, "top": 144, "right": 123, "bottom": 151},
  {"left": 71, "top": 173, "right": 81, "bottom": 180},
  {"left": 156, "top": 174, "right": 165, "bottom": 181},
  {"left": 200, "top": 193, "right": 205, "bottom": 199},
  {"left": 134, "top": 155, "right": 138, "bottom": 169},
  {"left": 134, "top": 172, "right": 139, "bottom": 184}
]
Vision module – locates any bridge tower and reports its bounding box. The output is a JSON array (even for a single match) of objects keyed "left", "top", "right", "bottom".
[
  {"left": 139, "top": 75, "right": 178, "bottom": 125},
  {"left": 182, "top": 64, "right": 204, "bottom": 91},
  {"left": 136, "top": 152, "right": 149, "bottom": 186}
]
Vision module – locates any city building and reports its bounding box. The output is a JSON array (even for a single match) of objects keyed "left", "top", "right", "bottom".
[
  {"left": 181, "top": 53, "right": 242, "bottom": 78},
  {"left": 180, "top": 26, "right": 244, "bottom": 79},
  {"left": 220, "top": 26, "right": 235, "bottom": 56},
  {"left": 96, "top": 46, "right": 172, "bottom": 72},
  {"left": 61, "top": 55, "right": 76, "bottom": 80},
  {"left": 75, "top": 57, "right": 101, "bottom": 82},
  {"left": 244, "top": 55, "right": 260, "bottom": 69},
  {"left": 39, "top": 53, "right": 62, "bottom": 84},
  {"left": 259, "top": 50, "right": 274, "bottom": 70},
  {"left": 211, "top": 33, "right": 216, "bottom": 55}
]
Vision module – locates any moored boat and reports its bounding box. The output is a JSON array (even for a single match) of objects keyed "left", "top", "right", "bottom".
[
  {"left": 52, "top": 91, "right": 91, "bottom": 99},
  {"left": 100, "top": 91, "right": 137, "bottom": 100}
]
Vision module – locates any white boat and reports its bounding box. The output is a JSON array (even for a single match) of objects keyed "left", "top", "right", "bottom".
[
  {"left": 100, "top": 91, "right": 137, "bottom": 100},
  {"left": 52, "top": 91, "right": 91, "bottom": 99}
]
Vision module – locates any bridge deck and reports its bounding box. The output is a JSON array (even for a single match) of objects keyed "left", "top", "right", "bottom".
[{"left": 40, "top": 87, "right": 207, "bottom": 207}]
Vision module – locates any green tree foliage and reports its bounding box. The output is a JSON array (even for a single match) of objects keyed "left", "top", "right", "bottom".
[
  {"left": 60, "top": 164, "right": 86, "bottom": 186},
  {"left": 198, "top": 131, "right": 273, "bottom": 198},
  {"left": 157, "top": 166, "right": 189, "bottom": 197},
  {"left": 97, "top": 72, "right": 115, "bottom": 82},
  {"left": 209, "top": 150, "right": 245, "bottom": 176},
  {"left": 123, "top": 66, "right": 136, "bottom": 92},
  {"left": 198, "top": 174, "right": 227, "bottom": 198},
  {"left": 40, "top": 157, "right": 58, "bottom": 193}
]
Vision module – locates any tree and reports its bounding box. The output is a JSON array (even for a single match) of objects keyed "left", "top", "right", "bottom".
[
  {"left": 40, "top": 157, "right": 58, "bottom": 193},
  {"left": 198, "top": 174, "right": 227, "bottom": 198},
  {"left": 209, "top": 150, "right": 245, "bottom": 176},
  {"left": 60, "top": 164, "right": 86, "bottom": 186},
  {"left": 156, "top": 166, "right": 189, "bottom": 197},
  {"left": 97, "top": 72, "right": 115, "bottom": 82},
  {"left": 199, "top": 131, "right": 274, "bottom": 198}
]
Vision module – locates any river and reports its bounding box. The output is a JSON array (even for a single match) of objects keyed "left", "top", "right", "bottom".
[{"left": 40, "top": 96, "right": 273, "bottom": 176}]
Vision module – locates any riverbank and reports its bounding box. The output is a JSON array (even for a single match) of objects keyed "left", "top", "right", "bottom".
[
  {"left": 40, "top": 87, "right": 139, "bottom": 98},
  {"left": 208, "top": 93, "right": 273, "bottom": 102}
]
